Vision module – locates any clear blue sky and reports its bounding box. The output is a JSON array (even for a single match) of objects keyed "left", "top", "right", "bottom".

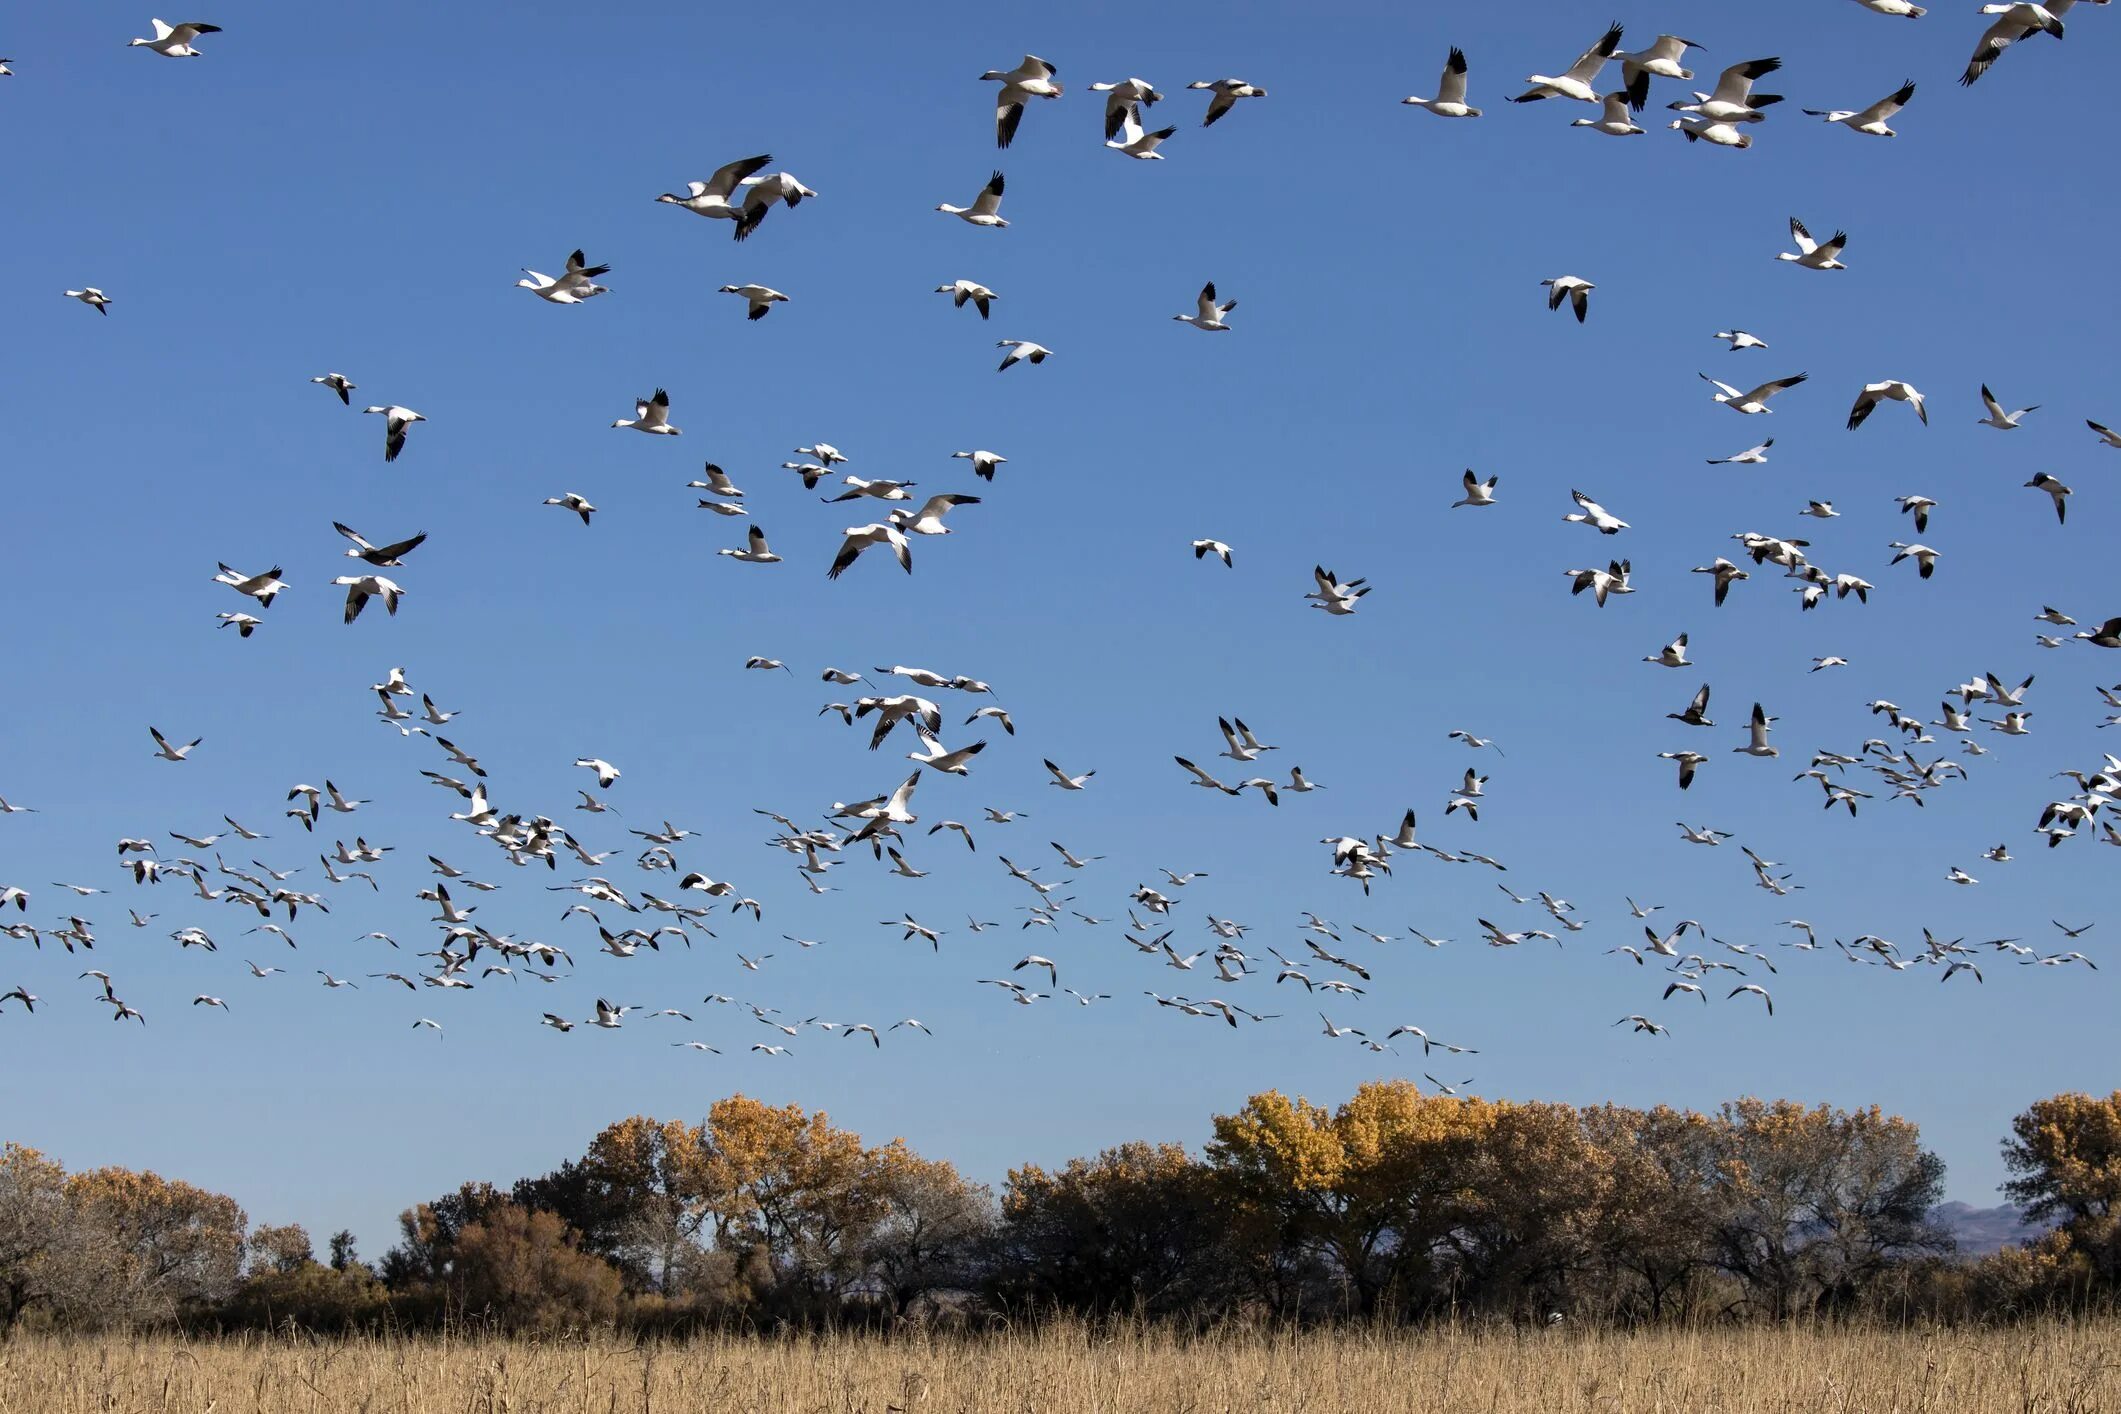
[{"left": 3, "top": 1, "right": 2115, "bottom": 1257}]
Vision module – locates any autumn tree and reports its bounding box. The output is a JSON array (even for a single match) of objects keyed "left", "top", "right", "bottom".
[
  {"left": 1578, "top": 1104, "right": 1722, "bottom": 1320},
  {"left": 994, "top": 1141, "right": 1226, "bottom": 1317},
  {"left": 2002, "top": 1090, "right": 2121, "bottom": 1287},
  {"left": 62, "top": 1166, "right": 246, "bottom": 1326},
  {"left": 858, "top": 1146, "right": 991, "bottom": 1316},
  {"left": 448, "top": 1203, "right": 622, "bottom": 1329},
  {"left": 247, "top": 1222, "right": 313, "bottom": 1276},
  {"left": 1440, "top": 1100, "right": 1614, "bottom": 1317},
  {"left": 0, "top": 1144, "right": 83, "bottom": 1336},
  {"left": 1207, "top": 1080, "right": 1496, "bottom": 1316}
]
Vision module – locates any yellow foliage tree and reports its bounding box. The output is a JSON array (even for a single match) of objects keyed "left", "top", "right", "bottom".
[{"left": 2003, "top": 1090, "right": 2121, "bottom": 1286}]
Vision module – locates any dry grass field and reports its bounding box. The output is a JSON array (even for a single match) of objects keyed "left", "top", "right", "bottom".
[{"left": 3, "top": 1321, "right": 2118, "bottom": 1414}]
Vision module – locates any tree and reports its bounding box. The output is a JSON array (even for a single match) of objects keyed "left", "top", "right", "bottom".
[
  {"left": 247, "top": 1222, "right": 313, "bottom": 1276},
  {"left": 449, "top": 1203, "right": 621, "bottom": 1329},
  {"left": 1440, "top": 1100, "right": 1613, "bottom": 1317},
  {"left": 1578, "top": 1104, "right": 1721, "bottom": 1320},
  {"left": 0, "top": 1144, "right": 82, "bottom": 1336},
  {"left": 62, "top": 1166, "right": 246, "bottom": 1326},
  {"left": 858, "top": 1147, "right": 991, "bottom": 1316},
  {"left": 2002, "top": 1091, "right": 2121, "bottom": 1286},
  {"left": 327, "top": 1229, "right": 360, "bottom": 1272},
  {"left": 1207, "top": 1081, "right": 1495, "bottom": 1316},
  {"left": 995, "top": 1141, "right": 1225, "bottom": 1316}
]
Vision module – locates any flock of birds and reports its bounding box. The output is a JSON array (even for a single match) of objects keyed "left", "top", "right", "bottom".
[{"left": 5, "top": 12, "right": 2118, "bottom": 1086}]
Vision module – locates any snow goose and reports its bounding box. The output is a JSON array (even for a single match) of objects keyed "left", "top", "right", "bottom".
[
  {"left": 891, "top": 494, "right": 980, "bottom": 536},
  {"left": 360, "top": 405, "right": 424, "bottom": 462},
  {"left": 2088, "top": 419, "right": 2121, "bottom": 448},
  {"left": 1644, "top": 631, "right": 1690, "bottom": 668},
  {"left": 1512, "top": 23, "right": 1623, "bottom": 103},
  {"left": 1403, "top": 48, "right": 1481, "bottom": 117},
  {"left": 1964, "top": 2, "right": 2072, "bottom": 85},
  {"left": 1192, "top": 539, "right": 1234, "bottom": 566},
  {"left": 517, "top": 249, "right": 610, "bottom": 303},
  {"left": 656, "top": 154, "right": 772, "bottom": 223},
  {"left": 0, "top": 60, "right": 11, "bottom": 77},
  {"left": 149, "top": 726, "right": 201, "bottom": 761},
  {"left": 1848, "top": 380, "right": 1927, "bottom": 429},
  {"left": 827, "top": 523, "right": 912, "bottom": 579},
  {"left": 1703, "top": 372, "right": 1806, "bottom": 414},
  {"left": 1804, "top": 80, "right": 1916, "bottom": 136},
  {"left": 214, "top": 563, "right": 286, "bottom": 605},
  {"left": 1727, "top": 984, "right": 1774, "bottom": 1015},
  {"left": 64, "top": 287, "right": 112, "bottom": 314},
  {"left": 332, "top": 574, "right": 404, "bottom": 623},
  {"left": 611, "top": 388, "right": 679, "bottom": 434},
  {"left": 2073, "top": 618, "right": 2121, "bottom": 648},
  {"left": 217, "top": 612, "right": 260, "bottom": 637},
  {"left": 1800, "top": 500, "right": 1837, "bottom": 519},
  {"left": 1307, "top": 565, "right": 1370, "bottom": 616},
  {"left": 2024, "top": 472, "right": 2072, "bottom": 524},
  {"left": 334, "top": 522, "right": 425, "bottom": 567},
  {"left": 1105, "top": 109, "right": 1177, "bottom": 158},
  {"left": 1669, "top": 116, "right": 1754, "bottom": 148},
  {"left": 1616, "top": 35, "right": 1704, "bottom": 96},
  {"left": 1088, "top": 76, "right": 1163, "bottom": 137},
  {"left": 719, "top": 284, "right": 788, "bottom": 320},
  {"left": 1852, "top": 0, "right": 1926, "bottom": 14},
  {"left": 1564, "top": 488, "right": 1628, "bottom": 533},
  {"left": 1452, "top": 470, "right": 1499, "bottom": 507},
  {"left": 1044, "top": 760, "right": 1095, "bottom": 790},
  {"left": 1977, "top": 384, "right": 2038, "bottom": 429},
  {"left": 543, "top": 492, "right": 594, "bottom": 525},
  {"left": 1777, "top": 218, "right": 1846, "bottom": 270},
  {"left": 1658, "top": 751, "right": 1708, "bottom": 789},
  {"left": 1715, "top": 330, "right": 1768, "bottom": 351},
  {"left": 937, "top": 171, "right": 1008, "bottom": 227},
  {"left": 1173, "top": 282, "right": 1237, "bottom": 330},
  {"left": 1541, "top": 275, "right": 1594, "bottom": 322},
  {"left": 1571, "top": 84, "right": 1647, "bottom": 134},
  {"left": 734, "top": 172, "right": 817, "bottom": 240},
  {"left": 310, "top": 371, "right": 355, "bottom": 404},
  {"left": 951, "top": 449, "right": 1007, "bottom": 480},
  {"left": 1896, "top": 494, "right": 1936, "bottom": 531},
  {"left": 1565, "top": 559, "right": 1633, "bottom": 606},
  {"left": 1187, "top": 78, "right": 1266, "bottom": 125},
  {"left": 821, "top": 476, "right": 914, "bottom": 503},
  {"left": 717, "top": 526, "right": 782, "bottom": 564},
  {"left": 981, "top": 55, "right": 1063, "bottom": 148},
  {"left": 995, "top": 339, "right": 1050, "bottom": 371},
  {"left": 1668, "top": 57, "right": 1782, "bottom": 123},
  {"left": 936, "top": 280, "right": 997, "bottom": 318},
  {"left": 1888, "top": 542, "right": 1939, "bottom": 578},
  {"left": 130, "top": 20, "right": 221, "bottom": 57}
]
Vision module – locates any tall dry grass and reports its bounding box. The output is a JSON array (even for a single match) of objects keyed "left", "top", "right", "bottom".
[{"left": 1, "top": 1320, "right": 2115, "bottom": 1413}]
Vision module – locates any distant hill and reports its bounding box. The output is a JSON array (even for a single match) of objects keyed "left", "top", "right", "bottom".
[{"left": 1932, "top": 1201, "right": 2048, "bottom": 1256}]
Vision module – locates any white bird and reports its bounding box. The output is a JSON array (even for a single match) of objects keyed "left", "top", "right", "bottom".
[
  {"left": 891, "top": 494, "right": 981, "bottom": 536},
  {"left": 332, "top": 574, "right": 404, "bottom": 624},
  {"left": 543, "top": 493, "right": 595, "bottom": 525},
  {"left": 1668, "top": 56, "right": 1783, "bottom": 124},
  {"left": 360, "top": 405, "right": 424, "bottom": 462},
  {"left": 517, "top": 249, "right": 611, "bottom": 304},
  {"left": 995, "top": 340, "right": 1050, "bottom": 372},
  {"left": 148, "top": 726, "right": 201, "bottom": 762},
  {"left": 214, "top": 563, "right": 287, "bottom": 606},
  {"left": 1644, "top": 632, "right": 1690, "bottom": 668},
  {"left": 1511, "top": 23, "right": 1624, "bottom": 103},
  {"left": 130, "top": 19, "right": 222, "bottom": 57},
  {"left": 732, "top": 171, "right": 817, "bottom": 240},
  {"left": 1173, "top": 282, "right": 1238, "bottom": 331},
  {"left": 952, "top": 449, "right": 1007, "bottom": 481},
  {"left": 1668, "top": 115, "right": 1755, "bottom": 148},
  {"left": 1804, "top": 80, "right": 1916, "bottom": 137},
  {"left": 1777, "top": 218, "right": 1847, "bottom": 271},
  {"left": 1703, "top": 372, "right": 1808, "bottom": 415},
  {"left": 718, "top": 526, "right": 782, "bottom": 564},
  {"left": 1616, "top": 34, "right": 1705, "bottom": 93},
  {"left": 1658, "top": 750, "right": 1709, "bottom": 790},
  {"left": 1978, "top": 384, "right": 2039, "bottom": 429},
  {"left": 936, "top": 280, "right": 997, "bottom": 319},
  {"left": 1187, "top": 78, "right": 1267, "bottom": 126},
  {"left": 1564, "top": 489, "right": 1629, "bottom": 534},
  {"left": 1848, "top": 380, "right": 1927, "bottom": 430},
  {"left": 981, "top": 55, "right": 1063, "bottom": 149},
  {"left": 1732, "top": 702, "right": 1779, "bottom": 759},
  {"left": 574, "top": 757, "right": 621, "bottom": 789},
  {"left": 1728, "top": 983, "right": 1775, "bottom": 1015},
  {"left": 2087, "top": 420, "right": 2121, "bottom": 449},
  {"left": 1089, "top": 76, "right": 1164, "bottom": 137},
  {"left": 1963, "top": 1, "right": 2074, "bottom": 85},
  {"left": 827, "top": 523, "right": 911, "bottom": 580},
  {"left": 64, "top": 287, "right": 112, "bottom": 315},
  {"left": 1541, "top": 276, "right": 1594, "bottom": 323},
  {"left": 719, "top": 284, "right": 788, "bottom": 321},
  {"left": 1851, "top": 0, "right": 1926, "bottom": 15},
  {"left": 1044, "top": 759, "right": 1095, "bottom": 791},
  {"left": 937, "top": 171, "right": 1009, "bottom": 227},
  {"left": 1565, "top": 559, "right": 1634, "bottom": 607},
  {"left": 1105, "top": 108, "right": 1178, "bottom": 159},
  {"left": 1192, "top": 539, "right": 1234, "bottom": 567},
  {"left": 1715, "top": 330, "right": 1769, "bottom": 351},
  {"left": 2025, "top": 473, "right": 2072, "bottom": 525},
  {"left": 1452, "top": 470, "right": 1499, "bottom": 507},
  {"left": 1403, "top": 47, "right": 1481, "bottom": 117},
  {"left": 655, "top": 153, "right": 773, "bottom": 224},
  {"left": 612, "top": 388, "right": 680, "bottom": 435},
  {"left": 1571, "top": 86, "right": 1647, "bottom": 136}
]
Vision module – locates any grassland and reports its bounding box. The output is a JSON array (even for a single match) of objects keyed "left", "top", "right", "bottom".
[{"left": 4, "top": 1321, "right": 2117, "bottom": 1413}]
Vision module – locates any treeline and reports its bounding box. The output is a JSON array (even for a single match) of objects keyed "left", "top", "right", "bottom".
[{"left": 5, "top": 1085, "right": 2120, "bottom": 1336}]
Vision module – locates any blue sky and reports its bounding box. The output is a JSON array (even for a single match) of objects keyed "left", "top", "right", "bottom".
[{"left": 2, "top": 0, "right": 2116, "bottom": 1255}]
